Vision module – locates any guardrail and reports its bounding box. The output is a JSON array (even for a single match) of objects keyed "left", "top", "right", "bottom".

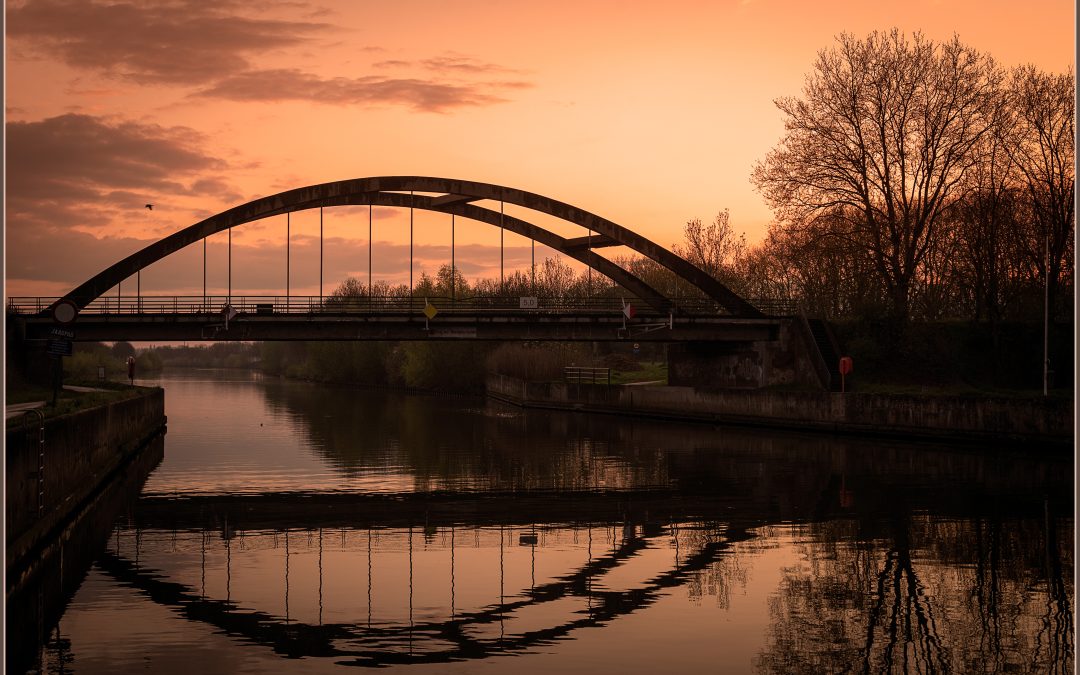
[
  {"left": 7, "top": 295, "right": 798, "bottom": 317},
  {"left": 8, "top": 295, "right": 658, "bottom": 316},
  {"left": 564, "top": 366, "right": 611, "bottom": 385}
]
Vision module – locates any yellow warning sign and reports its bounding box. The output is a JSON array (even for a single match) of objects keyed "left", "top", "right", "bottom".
[{"left": 423, "top": 301, "right": 438, "bottom": 320}]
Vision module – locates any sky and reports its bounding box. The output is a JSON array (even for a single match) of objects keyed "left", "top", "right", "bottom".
[{"left": 5, "top": 0, "right": 1075, "bottom": 299}]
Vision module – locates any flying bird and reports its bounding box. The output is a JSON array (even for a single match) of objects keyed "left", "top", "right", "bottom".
[{"left": 145, "top": 204, "right": 153, "bottom": 210}]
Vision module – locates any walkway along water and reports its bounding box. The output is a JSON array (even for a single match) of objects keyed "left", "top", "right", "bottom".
[{"left": 486, "top": 373, "right": 1073, "bottom": 445}]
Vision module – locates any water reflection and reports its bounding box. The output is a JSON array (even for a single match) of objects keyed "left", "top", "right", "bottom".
[
  {"left": 27, "top": 371, "right": 1074, "bottom": 673},
  {"left": 80, "top": 520, "right": 748, "bottom": 667},
  {"left": 755, "top": 511, "right": 1074, "bottom": 674},
  {"left": 8, "top": 433, "right": 163, "bottom": 674}
]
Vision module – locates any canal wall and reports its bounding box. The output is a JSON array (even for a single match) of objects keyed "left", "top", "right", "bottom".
[
  {"left": 6, "top": 387, "right": 167, "bottom": 581},
  {"left": 486, "top": 374, "right": 1073, "bottom": 445},
  {"left": 6, "top": 435, "right": 164, "bottom": 674}
]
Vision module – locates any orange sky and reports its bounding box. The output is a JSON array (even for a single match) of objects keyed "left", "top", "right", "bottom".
[{"left": 5, "top": 0, "right": 1075, "bottom": 298}]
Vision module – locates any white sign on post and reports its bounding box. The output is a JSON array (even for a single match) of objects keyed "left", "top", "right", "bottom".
[{"left": 519, "top": 297, "right": 539, "bottom": 309}]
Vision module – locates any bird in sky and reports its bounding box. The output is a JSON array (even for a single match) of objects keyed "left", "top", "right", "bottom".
[{"left": 145, "top": 204, "right": 153, "bottom": 210}]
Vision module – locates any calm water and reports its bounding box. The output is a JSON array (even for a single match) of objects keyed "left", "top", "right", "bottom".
[{"left": 23, "top": 369, "right": 1075, "bottom": 674}]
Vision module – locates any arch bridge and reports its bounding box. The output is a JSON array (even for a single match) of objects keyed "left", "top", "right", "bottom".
[{"left": 9, "top": 177, "right": 791, "bottom": 342}]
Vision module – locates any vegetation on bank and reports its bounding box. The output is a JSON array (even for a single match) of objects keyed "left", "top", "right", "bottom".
[
  {"left": 64, "top": 342, "right": 162, "bottom": 381},
  {"left": 260, "top": 340, "right": 492, "bottom": 392},
  {"left": 6, "top": 381, "right": 152, "bottom": 426}
]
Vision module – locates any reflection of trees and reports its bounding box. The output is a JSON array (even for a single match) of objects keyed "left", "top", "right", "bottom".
[
  {"left": 755, "top": 509, "right": 1074, "bottom": 674},
  {"left": 259, "top": 379, "right": 677, "bottom": 491}
]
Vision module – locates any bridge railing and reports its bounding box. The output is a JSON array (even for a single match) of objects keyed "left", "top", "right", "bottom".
[
  {"left": 8, "top": 295, "right": 668, "bottom": 316},
  {"left": 7, "top": 295, "right": 798, "bottom": 317},
  {"left": 564, "top": 366, "right": 611, "bottom": 385}
]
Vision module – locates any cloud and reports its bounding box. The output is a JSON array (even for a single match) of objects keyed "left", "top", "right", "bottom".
[
  {"left": 6, "top": 0, "right": 329, "bottom": 85},
  {"left": 6, "top": 113, "right": 242, "bottom": 243},
  {"left": 193, "top": 69, "right": 529, "bottom": 112},
  {"left": 377, "top": 55, "right": 523, "bottom": 76},
  {"left": 7, "top": 1, "right": 531, "bottom": 111},
  {"left": 420, "top": 55, "right": 523, "bottom": 75}
]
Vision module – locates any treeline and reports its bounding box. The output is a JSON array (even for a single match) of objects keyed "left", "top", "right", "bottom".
[
  {"left": 321, "top": 258, "right": 629, "bottom": 304},
  {"left": 744, "top": 30, "right": 1073, "bottom": 326},
  {"left": 146, "top": 342, "right": 259, "bottom": 368},
  {"left": 259, "top": 340, "right": 492, "bottom": 392},
  {"left": 66, "top": 342, "right": 162, "bottom": 381}
]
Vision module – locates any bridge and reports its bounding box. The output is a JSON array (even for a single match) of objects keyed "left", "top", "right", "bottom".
[{"left": 8, "top": 177, "right": 791, "bottom": 343}]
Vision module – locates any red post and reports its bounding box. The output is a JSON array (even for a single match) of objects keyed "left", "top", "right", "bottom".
[{"left": 838, "top": 356, "right": 853, "bottom": 393}]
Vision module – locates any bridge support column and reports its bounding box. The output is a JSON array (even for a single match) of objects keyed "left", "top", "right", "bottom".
[
  {"left": 667, "top": 318, "right": 823, "bottom": 390},
  {"left": 7, "top": 320, "right": 56, "bottom": 390}
]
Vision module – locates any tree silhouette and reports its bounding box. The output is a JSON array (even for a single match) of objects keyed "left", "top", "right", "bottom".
[{"left": 752, "top": 30, "right": 1002, "bottom": 326}]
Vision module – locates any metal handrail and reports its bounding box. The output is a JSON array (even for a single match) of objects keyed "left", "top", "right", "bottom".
[
  {"left": 564, "top": 366, "right": 611, "bottom": 385},
  {"left": 6, "top": 295, "right": 796, "bottom": 317}
]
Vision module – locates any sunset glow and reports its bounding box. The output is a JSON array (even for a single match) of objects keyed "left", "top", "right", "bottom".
[{"left": 6, "top": 0, "right": 1074, "bottom": 297}]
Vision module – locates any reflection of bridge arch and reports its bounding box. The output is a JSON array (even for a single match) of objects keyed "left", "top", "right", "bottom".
[
  {"left": 59, "top": 177, "right": 763, "bottom": 317},
  {"left": 100, "top": 522, "right": 750, "bottom": 667}
]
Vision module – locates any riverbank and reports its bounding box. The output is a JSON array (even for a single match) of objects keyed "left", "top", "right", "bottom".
[
  {"left": 6, "top": 386, "right": 167, "bottom": 588},
  {"left": 487, "top": 374, "right": 1073, "bottom": 446}
]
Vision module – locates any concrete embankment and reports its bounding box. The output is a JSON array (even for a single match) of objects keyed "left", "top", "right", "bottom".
[
  {"left": 487, "top": 374, "right": 1072, "bottom": 445},
  {"left": 6, "top": 387, "right": 167, "bottom": 586}
]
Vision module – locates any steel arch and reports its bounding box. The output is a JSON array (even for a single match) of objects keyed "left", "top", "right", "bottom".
[{"left": 57, "top": 177, "right": 762, "bottom": 317}]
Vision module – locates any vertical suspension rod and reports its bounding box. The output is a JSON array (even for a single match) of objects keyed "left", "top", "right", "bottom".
[
  {"left": 368, "top": 203, "right": 373, "bottom": 298},
  {"left": 319, "top": 207, "right": 324, "bottom": 304},
  {"left": 409, "top": 192, "right": 414, "bottom": 298},
  {"left": 286, "top": 213, "right": 290, "bottom": 309},
  {"left": 500, "top": 201, "right": 505, "bottom": 291},
  {"left": 227, "top": 227, "right": 232, "bottom": 304},
  {"left": 451, "top": 213, "right": 455, "bottom": 301}
]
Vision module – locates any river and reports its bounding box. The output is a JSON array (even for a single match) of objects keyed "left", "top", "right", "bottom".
[{"left": 22, "top": 369, "right": 1074, "bottom": 673}]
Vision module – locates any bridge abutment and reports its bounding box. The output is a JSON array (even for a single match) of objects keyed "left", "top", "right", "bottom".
[
  {"left": 6, "top": 318, "right": 56, "bottom": 391},
  {"left": 668, "top": 319, "right": 823, "bottom": 389}
]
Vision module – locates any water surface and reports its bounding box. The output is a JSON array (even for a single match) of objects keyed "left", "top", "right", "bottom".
[{"left": 28, "top": 369, "right": 1075, "bottom": 673}]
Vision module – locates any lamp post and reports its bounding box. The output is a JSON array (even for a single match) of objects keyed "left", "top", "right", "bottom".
[{"left": 1043, "top": 227, "right": 1049, "bottom": 396}]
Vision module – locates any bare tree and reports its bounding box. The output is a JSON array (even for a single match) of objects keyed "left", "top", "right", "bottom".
[
  {"left": 752, "top": 30, "right": 1003, "bottom": 324},
  {"left": 1001, "top": 65, "right": 1075, "bottom": 320},
  {"left": 674, "top": 209, "right": 746, "bottom": 285}
]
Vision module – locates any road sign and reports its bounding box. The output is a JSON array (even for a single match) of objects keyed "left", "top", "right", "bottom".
[
  {"left": 52, "top": 299, "right": 78, "bottom": 324},
  {"left": 839, "top": 356, "right": 853, "bottom": 393},
  {"left": 519, "top": 296, "right": 538, "bottom": 309},
  {"left": 423, "top": 301, "right": 438, "bottom": 320},
  {"left": 622, "top": 301, "right": 636, "bottom": 319},
  {"left": 46, "top": 339, "right": 73, "bottom": 357}
]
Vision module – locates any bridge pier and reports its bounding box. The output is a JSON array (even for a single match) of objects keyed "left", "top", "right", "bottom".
[
  {"left": 6, "top": 321, "right": 55, "bottom": 390},
  {"left": 667, "top": 318, "right": 823, "bottom": 390}
]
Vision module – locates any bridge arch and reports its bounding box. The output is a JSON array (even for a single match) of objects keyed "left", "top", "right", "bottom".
[{"left": 58, "top": 177, "right": 762, "bottom": 317}]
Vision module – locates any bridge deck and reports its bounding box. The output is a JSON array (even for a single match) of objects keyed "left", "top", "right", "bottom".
[{"left": 9, "top": 296, "right": 789, "bottom": 342}]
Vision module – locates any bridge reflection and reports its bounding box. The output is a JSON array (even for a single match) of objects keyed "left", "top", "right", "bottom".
[
  {"left": 98, "top": 520, "right": 749, "bottom": 666},
  {"left": 93, "top": 490, "right": 1073, "bottom": 672}
]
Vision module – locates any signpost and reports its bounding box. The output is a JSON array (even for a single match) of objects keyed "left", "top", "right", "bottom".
[
  {"left": 45, "top": 340, "right": 72, "bottom": 357},
  {"left": 838, "top": 356, "right": 853, "bottom": 393},
  {"left": 519, "top": 297, "right": 538, "bottom": 310},
  {"left": 47, "top": 327, "right": 75, "bottom": 406}
]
